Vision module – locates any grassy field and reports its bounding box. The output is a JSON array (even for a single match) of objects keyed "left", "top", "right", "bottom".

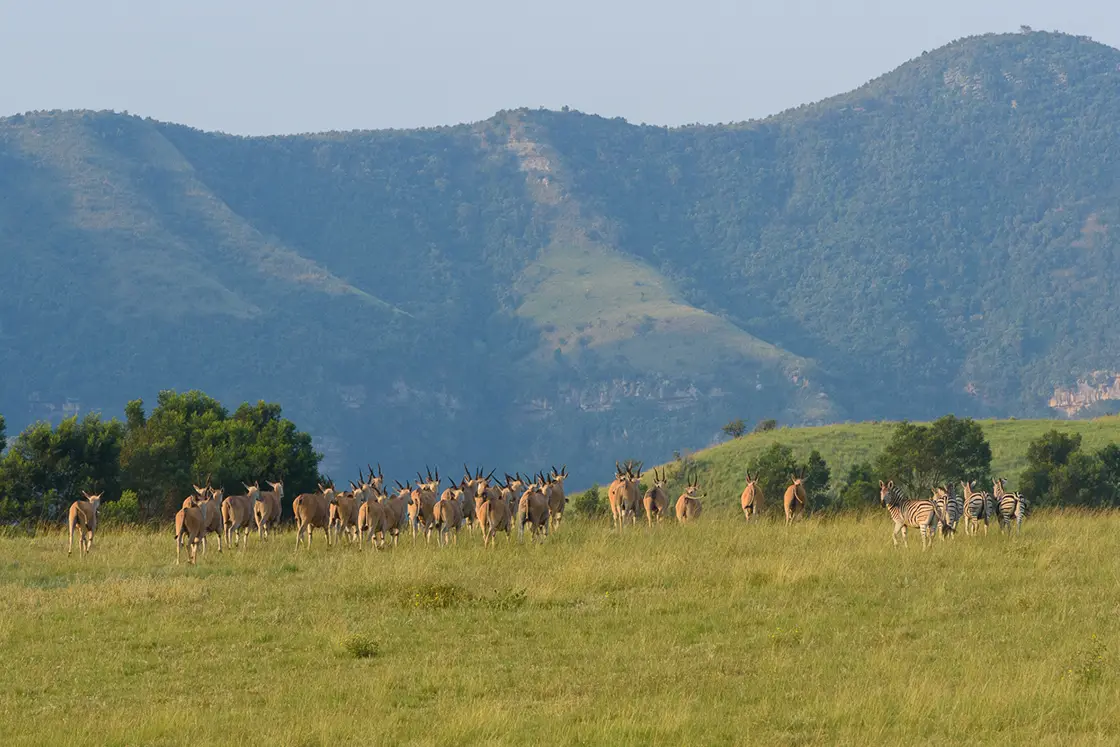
[
  {"left": 1, "top": 514, "right": 1117, "bottom": 746},
  {"left": 668, "top": 415, "right": 1120, "bottom": 508}
]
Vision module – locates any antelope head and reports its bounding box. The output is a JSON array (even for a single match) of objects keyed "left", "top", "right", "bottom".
[
  {"left": 267, "top": 480, "right": 284, "bottom": 499},
  {"left": 367, "top": 464, "right": 384, "bottom": 494},
  {"left": 81, "top": 491, "right": 104, "bottom": 512}
]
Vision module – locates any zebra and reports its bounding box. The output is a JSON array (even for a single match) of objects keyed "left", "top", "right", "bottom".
[
  {"left": 879, "top": 480, "right": 939, "bottom": 549},
  {"left": 992, "top": 477, "right": 1025, "bottom": 534},
  {"left": 960, "top": 481, "right": 990, "bottom": 536},
  {"left": 932, "top": 484, "right": 963, "bottom": 539}
]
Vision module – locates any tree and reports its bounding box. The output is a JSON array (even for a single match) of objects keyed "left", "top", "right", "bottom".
[
  {"left": 754, "top": 419, "right": 778, "bottom": 433},
  {"left": 876, "top": 416, "right": 991, "bottom": 494},
  {"left": 745, "top": 443, "right": 830, "bottom": 516},
  {"left": 747, "top": 443, "right": 799, "bottom": 516},
  {"left": 0, "top": 413, "right": 6, "bottom": 453},
  {"left": 0, "top": 413, "right": 125, "bottom": 522},
  {"left": 722, "top": 419, "right": 747, "bottom": 439},
  {"left": 838, "top": 462, "right": 880, "bottom": 512},
  {"left": 1017, "top": 430, "right": 1115, "bottom": 509},
  {"left": 120, "top": 392, "right": 321, "bottom": 519},
  {"left": 803, "top": 449, "right": 832, "bottom": 511}
]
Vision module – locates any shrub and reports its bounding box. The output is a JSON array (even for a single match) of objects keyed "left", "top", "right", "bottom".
[
  {"left": 722, "top": 419, "right": 747, "bottom": 439},
  {"left": 754, "top": 419, "right": 778, "bottom": 433},
  {"left": 99, "top": 490, "right": 140, "bottom": 525},
  {"left": 340, "top": 634, "right": 378, "bottom": 659},
  {"left": 572, "top": 485, "right": 604, "bottom": 517}
]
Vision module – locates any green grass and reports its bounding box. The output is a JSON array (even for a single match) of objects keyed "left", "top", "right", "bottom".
[
  {"left": 1, "top": 516, "right": 1117, "bottom": 745},
  {"left": 672, "top": 415, "right": 1120, "bottom": 507}
]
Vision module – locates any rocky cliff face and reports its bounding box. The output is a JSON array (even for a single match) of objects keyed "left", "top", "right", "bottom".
[{"left": 1050, "top": 373, "right": 1120, "bottom": 416}]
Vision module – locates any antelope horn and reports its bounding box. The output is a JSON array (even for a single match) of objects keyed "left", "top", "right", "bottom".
[
  {"left": 394, "top": 480, "right": 404, "bottom": 490},
  {"left": 378, "top": 463, "right": 383, "bottom": 479}
]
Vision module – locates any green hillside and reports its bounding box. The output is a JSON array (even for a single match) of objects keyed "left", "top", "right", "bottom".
[
  {"left": 3, "top": 30, "right": 1120, "bottom": 480},
  {"left": 647, "top": 415, "right": 1120, "bottom": 508}
]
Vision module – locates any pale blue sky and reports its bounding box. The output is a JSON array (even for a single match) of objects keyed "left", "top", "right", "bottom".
[{"left": 0, "top": 0, "right": 1116, "bottom": 135}]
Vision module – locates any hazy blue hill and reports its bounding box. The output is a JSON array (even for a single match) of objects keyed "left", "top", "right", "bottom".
[{"left": 3, "top": 31, "right": 1119, "bottom": 483}]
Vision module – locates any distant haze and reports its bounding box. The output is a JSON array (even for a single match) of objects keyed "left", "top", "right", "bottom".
[{"left": 1, "top": 0, "right": 1117, "bottom": 134}]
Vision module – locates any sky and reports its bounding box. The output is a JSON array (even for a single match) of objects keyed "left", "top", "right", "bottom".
[{"left": 0, "top": 0, "right": 1117, "bottom": 135}]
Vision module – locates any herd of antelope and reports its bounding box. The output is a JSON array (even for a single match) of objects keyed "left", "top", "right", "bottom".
[
  {"left": 161, "top": 464, "right": 574, "bottom": 564},
  {"left": 62, "top": 461, "right": 1027, "bottom": 563}
]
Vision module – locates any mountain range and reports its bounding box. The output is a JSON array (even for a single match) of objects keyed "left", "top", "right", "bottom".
[{"left": 3, "top": 30, "right": 1120, "bottom": 482}]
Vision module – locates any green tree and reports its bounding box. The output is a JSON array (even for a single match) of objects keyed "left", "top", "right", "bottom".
[
  {"left": 838, "top": 462, "right": 880, "bottom": 513},
  {"left": 803, "top": 449, "right": 832, "bottom": 511},
  {"left": 571, "top": 484, "right": 604, "bottom": 517},
  {"left": 0, "top": 413, "right": 6, "bottom": 453},
  {"left": 722, "top": 419, "right": 747, "bottom": 439},
  {"left": 876, "top": 416, "right": 991, "bottom": 494},
  {"left": 0, "top": 413, "right": 125, "bottom": 522},
  {"left": 1018, "top": 431, "right": 1111, "bottom": 508},
  {"left": 120, "top": 392, "right": 321, "bottom": 519},
  {"left": 753, "top": 419, "right": 778, "bottom": 433},
  {"left": 747, "top": 443, "right": 799, "bottom": 517}
]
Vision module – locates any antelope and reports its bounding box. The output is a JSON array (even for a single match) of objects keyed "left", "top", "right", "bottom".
[
  {"left": 518, "top": 480, "right": 551, "bottom": 542},
  {"left": 479, "top": 482, "right": 513, "bottom": 547},
  {"left": 408, "top": 468, "right": 439, "bottom": 542},
  {"left": 434, "top": 481, "right": 464, "bottom": 547},
  {"left": 546, "top": 465, "right": 568, "bottom": 531},
  {"left": 293, "top": 482, "right": 334, "bottom": 549},
  {"left": 223, "top": 483, "right": 257, "bottom": 548},
  {"left": 380, "top": 482, "right": 412, "bottom": 547},
  {"left": 254, "top": 479, "right": 284, "bottom": 540},
  {"left": 675, "top": 473, "right": 703, "bottom": 523},
  {"left": 643, "top": 468, "right": 669, "bottom": 526},
  {"left": 67, "top": 491, "right": 103, "bottom": 557},
  {"left": 503, "top": 473, "right": 527, "bottom": 517},
  {"left": 183, "top": 482, "right": 222, "bottom": 553},
  {"left": 329, "top": 480, "right": 361, "bottom": 545},
  {"left": 783, "top": 470, "right": 807, "bottom": 525},
  {"left": 740, "top": 472, "right": 761, "bottom": 522},
  {"left": 357, "top": 493, "right": 387, "bottom": 550},
  {"left": 460, "top": 465, "right": 483, "bottom": 533},
  {"left": 175, "top": 495, "right": 205, "bottom": 565},
  {"left": 608, "top": 461, "right": 642, "bottom": 529},
  {"left": 199, "top": 485, "right": 224, "bottom": 553},
  {"left": 472, "top": 469, "right": 500, "bottom": 533}
]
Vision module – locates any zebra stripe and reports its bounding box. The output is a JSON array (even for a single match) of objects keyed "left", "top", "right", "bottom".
[
  {"left": 997, "top": 492, "right": 1024, "bottom": 535},
  {"left": 879, "top": 481, "right": 939, "bottom": 549},
  {"left": 960, "top": 481, "right": 989, "bottom": 536},
  {"left": 933, "top": 485, "right": 963, "bottom": 538}
]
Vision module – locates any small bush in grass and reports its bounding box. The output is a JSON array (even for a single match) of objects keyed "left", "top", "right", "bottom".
[
  {"left": 397, "top": 582, "right": 473, "bottom": 610},
  {"left": 341, "top": 634, "right": 378, "bottom": 659},
  {"left": 571, "top": 485, "right": 604, "bottom": 517},
  {"left": 100, "top": 490, "right": 140, "bottom": 526}
]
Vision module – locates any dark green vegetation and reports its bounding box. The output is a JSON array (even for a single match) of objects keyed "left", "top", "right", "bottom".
[
  {"left": 4, "top": 31, "right": 1120, "bottom": 478},
  {"left": 0, "top": 391, "right": 320, "bottom": 522}
]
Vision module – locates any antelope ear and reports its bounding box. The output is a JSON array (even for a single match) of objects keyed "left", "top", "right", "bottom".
[{"left": 887, "top": 480, "right": 894, "bottom": 489}]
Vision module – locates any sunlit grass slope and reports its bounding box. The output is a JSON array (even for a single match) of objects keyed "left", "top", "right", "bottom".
[
  {"left": 665, "top": 415, "right": 1120, "bottom": 508},
  {"left": 1, "top": 515, "right": 1117, "bottom": 746}
]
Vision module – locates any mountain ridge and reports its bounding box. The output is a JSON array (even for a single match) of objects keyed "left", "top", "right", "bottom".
[{"left": 3, "top": 30, "right": 1119, "bottom": 479}]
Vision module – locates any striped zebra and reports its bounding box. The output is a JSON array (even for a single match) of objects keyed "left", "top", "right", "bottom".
[
  {"left": 960, "top": 481, "right": 990, "bottom": 536},
  {"left": 879, "top": 480, "right": 939, "bottom": 549},
  {"left": 992, "top": 478, "right": 1024, "bottom": 535},
  {"left": 932, "top": 484, "right": 963, "bottom": 539}
]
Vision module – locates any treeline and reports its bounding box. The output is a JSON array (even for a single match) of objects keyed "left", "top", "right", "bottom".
[
  {"left": 574, "top": 416, "right": 1120, "bottom": 516},
  {"left": 0, "top": 390, "right": 321, "bottom": 524}
]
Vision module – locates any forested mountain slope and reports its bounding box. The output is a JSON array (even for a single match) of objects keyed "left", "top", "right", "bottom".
[{"left": 2, "top": 30, "right": 1119, "bottom": 478}]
